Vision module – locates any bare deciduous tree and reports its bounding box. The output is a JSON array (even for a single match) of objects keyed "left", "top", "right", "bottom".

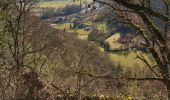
[{"left": 94, "top": 0, "right": 170, "bottom": 98}]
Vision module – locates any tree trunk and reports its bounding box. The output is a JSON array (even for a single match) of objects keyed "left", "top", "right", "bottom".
[
  {"left": 163, "top": 80, "right": 170, "bottom": 99},
  {"left": 167, "top": 86, "right": 170, "bottom": 100}
]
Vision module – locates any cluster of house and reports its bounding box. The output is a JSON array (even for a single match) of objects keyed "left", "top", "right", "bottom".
[
  {"left": 80, "top": 1, "right": 101, "bottom": 14},
  {"left": 53, "top": 1, "right": 101, "bottom": 30}
]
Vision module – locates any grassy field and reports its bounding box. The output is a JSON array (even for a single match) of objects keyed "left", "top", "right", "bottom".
[
  {"left": 37, "top": 0, "right": 93, "bottom": 8},
  {"left": 77, "top": 29, "right": 91, "bottom": 40},
  {"left": 109, "top": 51, "right": 154, "bottom": 67},
  {"left": 37, "top": 1, "right": 68, "bottom": 8},
  {"left": 96, "top": 22, "right": 108, "bottom": 33},
  {"left": 97, "top": 46, "right": 154, "bottom": 68}
]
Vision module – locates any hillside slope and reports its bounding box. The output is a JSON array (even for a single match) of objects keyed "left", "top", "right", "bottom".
[{"left": 24, "top": 15, "right": 119, "bottom": 96}]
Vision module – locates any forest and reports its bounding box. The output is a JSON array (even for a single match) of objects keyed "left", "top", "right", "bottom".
[{"left": 0, "top": 0, "right": 169, "bottom": 100}]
